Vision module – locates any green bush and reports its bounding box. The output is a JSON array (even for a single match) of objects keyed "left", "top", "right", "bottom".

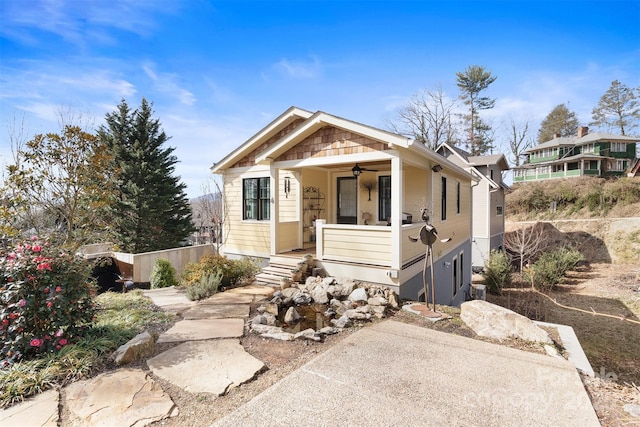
[
  {"left": 149, "top": 259, "right": 178, "bottom": 289},
  {"left": 482, "top": 250, "right": 512, "bottom": 295},
  {"left": 0, "top": 237, "right": 96, "bottom": 367},
  {"left": 180, "top": 254, "right": 259, "bottom": 289},
  {"left": 186, "top": 271, "right": 222, "bottom": 301},
  {"left": 525, "top": 247, "right": 584, "bottom": 291}
]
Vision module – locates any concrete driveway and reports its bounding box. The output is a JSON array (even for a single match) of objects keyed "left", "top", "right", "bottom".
[{"left": 213, "top": 320, "right": 599, "bottom": 427}]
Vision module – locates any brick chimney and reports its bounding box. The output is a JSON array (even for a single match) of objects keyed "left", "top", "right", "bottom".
[{"left": 578, "top": 126, "right": 589, "bottom": 138}]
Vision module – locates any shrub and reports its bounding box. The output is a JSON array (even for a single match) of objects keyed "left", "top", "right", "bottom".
[
  {"left": 482, "top": 250, "right": 512, "bottom": 295},
  {"left": 186, "top": 271, "right": 222, "bottom": 301},
  {"left": 149, "top": 259, "right": 178, "bottom": 289},
  {"left": 180, "top": 254, "right": 259, "bottom": 289},
  {"left": 0, "top": 237, "right": 96, "bottom": 367},
  {"left": 525, "top": 247, "right": 584, "bottom": 291}
]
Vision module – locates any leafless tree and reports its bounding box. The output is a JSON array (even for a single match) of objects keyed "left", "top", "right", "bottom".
[
  {"left": 504, "top": 222, "right": 549, "bottom": 272},
  {"left": 387, "top": 85, "right": 459, "bottom": 150},
  {"left": 193, "top": 177, "right": 229, "bottom": 254},
  {"left": 506, "top": 117, "right": 532, "bottom": 166}
]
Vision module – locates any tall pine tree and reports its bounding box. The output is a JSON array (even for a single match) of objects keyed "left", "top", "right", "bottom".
[
  {"left": 98, "top": 98, "right": 193, "bottom": 253},
  {"left": 456, "top": 65, "right": 497, "bottom": 155},
  {"left": 537, "top": 104, "right": 579, "bottom": 143}
]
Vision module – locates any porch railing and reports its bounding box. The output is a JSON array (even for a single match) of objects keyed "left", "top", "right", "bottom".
[{"left": 315, "top": 220, "right": 392, "bottom": 267}]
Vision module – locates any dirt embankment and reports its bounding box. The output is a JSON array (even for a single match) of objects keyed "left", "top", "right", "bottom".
[{"left": 506, "top": 218, "right": 640, "bottom": 264}]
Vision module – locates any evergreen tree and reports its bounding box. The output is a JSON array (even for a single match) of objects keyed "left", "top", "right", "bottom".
[
  {"left": 590, "top": 80, "right": 639, "bottom": 135},
  {"left": 98, "top": 98, "right": 193, "bottom": 253},
  {"left": 537, "top": 104, "right": 579, "bottom": 143},
  {"left": 456, "top": 65, "right": 497, "bottom": 155}
]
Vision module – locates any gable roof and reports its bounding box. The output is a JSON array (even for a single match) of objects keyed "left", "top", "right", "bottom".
[
  {"left": 255, "top": 110, "right": 410, "bottom": 164},
  {"left": 211, "top": 106, "right": 313, "bottom": 172},
  {"left": 436, "top": 142, "right": 510, "bottom": 170}
]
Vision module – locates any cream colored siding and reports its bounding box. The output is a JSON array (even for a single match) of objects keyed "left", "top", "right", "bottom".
[
  {"left": 402, "top": 223, "right": 426, "bottom": 262},
  {"left": 278, "top": 169, "right": 298, "bottom": 222},
  {"left": 223, "top": 170, "right": 271, "bottom": 256},
  {"left": 490, "top": 189, "right": 505, "bottom": 237},
  {"left": 277, "top": 221, "right": 299, "bottom": 252},
  {"left": 320, "top": 225, "right": 392, "bottom": 266},
  {"left": 473, "top": 180, "right": 489, "bottom": 237},
  {"left": 433, "top": 171, "right": 471, "bottom": 259},
  {"left": 403, "top": 166, "right": 430, "bottom": 223}
]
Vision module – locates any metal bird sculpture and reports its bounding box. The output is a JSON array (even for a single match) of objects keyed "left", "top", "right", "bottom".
[{"left": 408, "top": 209, "right": 451, "bottom": 315}]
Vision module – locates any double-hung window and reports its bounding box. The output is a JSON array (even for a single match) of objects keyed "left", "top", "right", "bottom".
[{"left": 243, "top": 177, "right": 270, "bottom": 220}]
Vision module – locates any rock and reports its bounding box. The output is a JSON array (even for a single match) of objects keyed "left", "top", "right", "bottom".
[
  {"left": 280, "top": 278, "right": 294, "bottom": 289},
  {"left": 148, "top": 340, "right": 264, "bottom": 396},
  {"left": 331, "top": 314, "right": 351, "bottom": 328},
  {"left": 348, "top": 287, "right": 368, "bottom": 303},
  {"left": 294, "top": 328, "right": 321, "bottom": 341},
  {"left": 251, "top": 324, "right": 284, "bottom": 334},
  {"left": 64, "top": 369, "right": 177, "bottom": 426},
  {"left": 544, "top": 344, "right": 562, "bottom": 358},
  {"left": 306, "top": 276, "right": 323, "bottom": 287},
  {"left": 368, "top": 296, "right": 388, "bottom": 306},
  {"left": 250, "top": 314, "right": 267, "bottom": 326},
  {"left": 311, "top": 285, "right": 330, "bottom": 304},
  {"left": 270, "top": 296, "right": 283, "bottom": 306},
  {"left": 623, "top": 404, "right": 640, "bottom": 418},
  {"left": 293, "top": 292, "right": 312, "bottom": 305},
  {"left": 356, "top": 305, "right": 371, "bottom": 314},
  {"left": 386, "top": 291, "right": 400, "bottom": 308},
  {"left": 113, "top": 331, "right": 155, "bottom": 366},
  {"left": 461, "top": 300, "right": 552, "bottom": 344},
  {"left": 370, "top": 305, "right": 387, "bottom": 318},
  {"left": 264, "top": 303, "right": 279, "bottom": 316},
  {"left": 318, "top": 326, "right": 340, "bottom": 335},
  {"left": 337, "top": 278, "right": 356, "bottom": 296},
  {"left": 261, "top": 331, "right": 295, "bottom": 341},
  {"left": 282, "top": 287, "right": 301, "bottom": 304},
  {"left": 0, "top": 389, "right": 59, "bottom": 426},
  {"left": 322, "top": 277, "right": 336, "bottom": 287},
  {"left": 284, "top": 306, "right": 301, "bottom": 323},
  {"left": 345, "top": 309, "right": 370, "bottom": 320},
  {"left": 324, "top": 307, "right": 336, "bottom": 318}
]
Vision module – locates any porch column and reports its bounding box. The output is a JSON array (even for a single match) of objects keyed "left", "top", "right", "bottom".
[
  {"left": 270, "top": 167, "right": 279, "bottom": 255},
  {"left": 391, "top": 157, "right": 402, "bottom": 271},
  {"left": 315, "top": 219, "right": 325, "bottom": 261}
]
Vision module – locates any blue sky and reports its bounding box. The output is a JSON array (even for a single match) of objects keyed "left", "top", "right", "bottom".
[{"left": 1, "top": 0, "right": 639, "bottom": 198}]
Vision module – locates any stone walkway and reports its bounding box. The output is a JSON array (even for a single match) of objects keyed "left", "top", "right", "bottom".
[{"left": 0, "top": 285, "right": 274, "bottom": 426}]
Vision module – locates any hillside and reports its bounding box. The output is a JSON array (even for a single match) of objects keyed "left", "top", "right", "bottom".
[
  {"left": 506, "top": 176, "right": 640, "bottom": 221},
  {"left": 505, "top": 176, "right": 640, "bottom": 264}
]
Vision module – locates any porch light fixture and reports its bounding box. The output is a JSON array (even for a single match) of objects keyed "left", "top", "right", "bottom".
[
  {"left": 431, "top": 164, "right": 443, "bottom": 173},
  {"left": 284, "top": 176, "right": 291, "bottom": 198},
  {"left": 352, "top": 164, "right": 362, "bottom": 177}
]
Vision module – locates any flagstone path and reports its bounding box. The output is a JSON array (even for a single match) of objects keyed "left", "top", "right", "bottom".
[{"left": 0, "top": 284, "right": 274, "bottom": 427}]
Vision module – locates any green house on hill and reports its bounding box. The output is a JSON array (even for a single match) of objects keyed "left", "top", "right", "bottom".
[{"left": 513, "top": 127, "right": 640, "bottom": 182}]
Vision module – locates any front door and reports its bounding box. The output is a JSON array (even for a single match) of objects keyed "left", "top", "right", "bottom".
[{"left": 337, "top": 177, "right": 357, "bottom": 224}]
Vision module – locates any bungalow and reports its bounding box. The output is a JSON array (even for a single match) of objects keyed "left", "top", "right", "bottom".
[
  {"left": 512, "top": 127, "right": 639, "bottom": 182},
  {"left": 211, "top": 107, "right": 477, "bottom": 305},
  {"left": 436, "top": 143, "right": 510, "bottom": 271}
]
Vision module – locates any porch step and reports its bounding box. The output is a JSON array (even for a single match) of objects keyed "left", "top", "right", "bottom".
[{"left": 254, "top": 255, "right": 316, "bottom": 289}]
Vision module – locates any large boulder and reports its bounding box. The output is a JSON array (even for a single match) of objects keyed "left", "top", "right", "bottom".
[{"left": 461, "top": 300, "right": 552, "bottom": 344}]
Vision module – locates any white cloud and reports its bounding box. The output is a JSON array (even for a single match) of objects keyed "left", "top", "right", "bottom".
[{"left": 142, "top": 63, "right": 196, "bottom": 106}]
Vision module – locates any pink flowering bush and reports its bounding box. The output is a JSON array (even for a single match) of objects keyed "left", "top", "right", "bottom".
[{"left": 0, "top": 237, "right": 96, "bottom": 366}]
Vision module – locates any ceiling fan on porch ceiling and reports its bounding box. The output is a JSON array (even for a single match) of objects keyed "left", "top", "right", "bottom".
[{"left": 351, "top": 163, "right": 378, "bottom": 177}]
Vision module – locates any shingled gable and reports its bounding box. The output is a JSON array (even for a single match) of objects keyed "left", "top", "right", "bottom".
[
  {"left": 211, "top": 106, "right": 313, "bottom": 172},
  {"left": 254, "top": 110, "right": 411, "bottom": 164}
]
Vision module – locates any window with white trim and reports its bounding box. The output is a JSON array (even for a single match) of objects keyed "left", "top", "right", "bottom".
[
  {"left": 496, "top": 206, "right": 503, "bottom": 216},
  {"left": 441, "top": 176, "right": 447, "bottom": 221},
  {"left": 611, "top": 142, "right": 626, "bottom": 152},
  {"left": 243, "top": 177, "right": 270, "bottom": 220}
]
